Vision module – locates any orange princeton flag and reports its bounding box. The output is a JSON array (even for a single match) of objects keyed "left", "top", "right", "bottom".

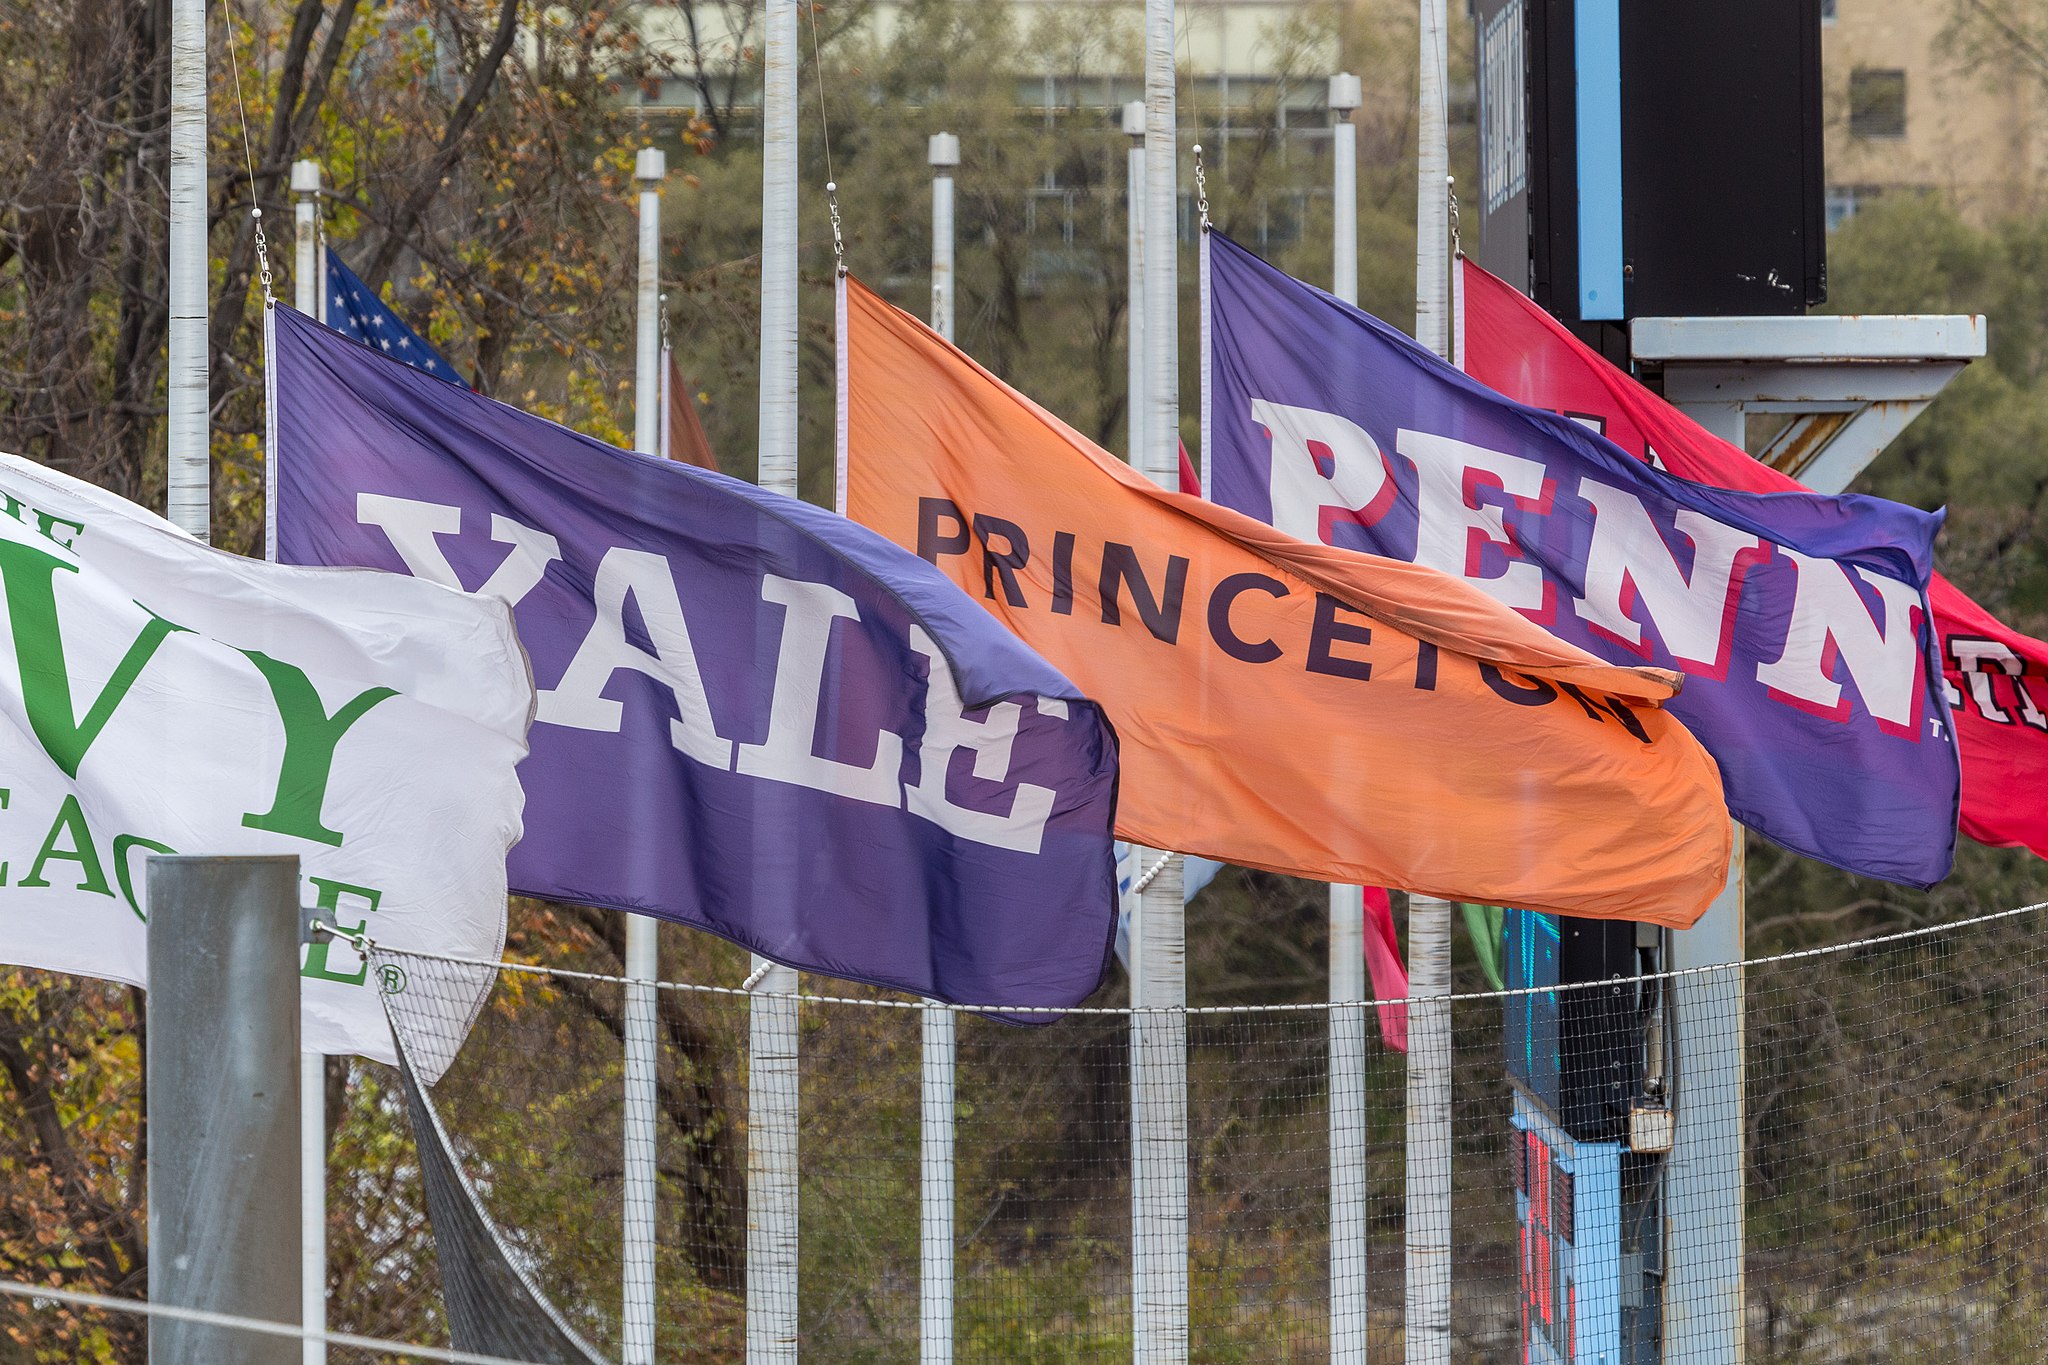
[{"left": 839, "top": 277, "right": 1730, "bottom": 925}]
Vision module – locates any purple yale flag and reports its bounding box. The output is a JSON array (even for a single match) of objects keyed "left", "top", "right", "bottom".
[
  {"left": 1207, "top": 232, "right": 1958, "bottom": 888},
  {"left": 270, "top": 304, "right": 1119, "bottom": 1008}
]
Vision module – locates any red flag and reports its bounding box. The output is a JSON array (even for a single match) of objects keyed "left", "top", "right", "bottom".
[
  {"left": 661, "top": 348, "right": 721, "bottom": 472},
  {"left": 1362, "top": 887, "right": 1408, "bottom": 1052},
  {"left": 1464, "top": 258, "right": 2048, "bottom": 861}
]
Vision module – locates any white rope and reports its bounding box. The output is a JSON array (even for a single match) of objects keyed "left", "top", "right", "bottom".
[
  {"left": 349, "top": 898, "right": 2048, "bottom": 1019},
  {"left": 0, "top": 1279, "right": 546, "bottom": 1365}
]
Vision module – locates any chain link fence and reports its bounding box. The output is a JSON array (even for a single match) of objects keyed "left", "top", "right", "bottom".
[
  {"left": 310, "top": 900, "right": 2048, "bottom": 1364},
  {"left": 0, "top": 902, "right": 2039, "bottom": 1361}
]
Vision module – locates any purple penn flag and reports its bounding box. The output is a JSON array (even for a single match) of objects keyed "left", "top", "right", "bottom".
[
  {"left": 268, "top": 304, "right": 1119, "bottom": 1009},
  {"left": 1207, "top": 231, "right": 1958, "bottom": 888}
]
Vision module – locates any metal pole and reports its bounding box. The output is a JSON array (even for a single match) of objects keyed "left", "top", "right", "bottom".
[
  {"left": 1329, "top": 73, "right": 1361, "bottom": 306},
  {"left": 751, "top": 2, "right": 803, "bottom": 1356},
  {"left": 287, "top": 160, "right": 328, "bottom": 1365},
  {"left": 1415, "top": 0, "right": 1450, "bottom": 357},
  {"left": 928, "top": 134, "right": 959, "bottom": 341},
  {"left": 919, "top": 1005, "right": 956, "bottom": 1365},
  {"left": 1329, "top": 881, "right": 1369, "bottom": 1364},
  {"left": 1662, "top": 837, "right": 1746, "bottom": 1364},
  {"left": 146, "top": 855, "right": 302, "bottom": 1365},
  {"left": 1402, "top": 895, "right": 1453, "bottom": 1365},
  {"left": 621, "top": 144, "right": 668, "bottom": 1365},
  {"left": 1320, "top": 74, "right": 1367, "bottom": 1360},
  {"left": 1128, "top": 849, "right": 1187, "bottom": 1365},
  {"left": 169, "top": 0, "right": 208, "bottom": 541},
  {"left": 1133, "top": 17, "right": 1188, "bottom": 1364},
  {"left": 919, "top": 132, "right": 962, "bottom": 1365},
  {"left": 1664, "top": 387, "right": 1755, "bottom": 1365},
  {"left": 292, "top": 161, "right": 322, "bottom": 316},
  {"left": 1123, "top": 101, "right": 1147, "bottom": 468},
  {"left": 1406, "top": 11, "right": 1455, "bottom": 1359}
]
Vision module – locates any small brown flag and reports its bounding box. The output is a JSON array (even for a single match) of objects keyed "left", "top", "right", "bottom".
[{"left": 661, "top": 346, "right": 720, "bottom": 472}]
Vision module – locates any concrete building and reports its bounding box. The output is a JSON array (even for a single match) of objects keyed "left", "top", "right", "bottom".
[
  {"left": 1823, "top": 0, "right": 2048, "bottom": 225},
  {"left": 634, "top": 0, "right": 1342, "bottom": 126}
]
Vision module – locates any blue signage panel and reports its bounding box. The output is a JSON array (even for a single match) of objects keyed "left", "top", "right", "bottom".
[
  {"left": 1573, "top": 0, "right": 1624, "bottom": 320},
  {"left": 1514, "top": 1094, "right": 1624, "bottom": 1364}
]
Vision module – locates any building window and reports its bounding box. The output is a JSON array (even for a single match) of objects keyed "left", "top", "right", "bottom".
[
  {"left": 1826, "top": 184, "right": 1881, "bottom": 230},
  {"left": 1849, "top": 68, "right": 1906, "bottom": 138}
]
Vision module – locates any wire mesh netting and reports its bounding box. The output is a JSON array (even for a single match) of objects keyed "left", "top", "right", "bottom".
[
  {"left": 322, "top": 900, "right": 2048, "bottom": 1364},
  {"left": 0, "top": 900, "right": 2038, "bottom": 1361}
]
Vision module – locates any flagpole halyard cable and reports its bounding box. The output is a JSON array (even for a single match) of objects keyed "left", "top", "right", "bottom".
[
  {"left": 827, "top": 181, "right": 846, "bottom": 274},
  {"left": 805, "top": 0, "right": 836, "bottom": 187},
  {"left": 219, "top": 0, "right": 274, "bottom": 303},
  {"left": 1447, "top": 173, "right": 1462, "bottom": 260},
  {"left": 1192, "top": 144, "right": 1211, "bottom": 231}
]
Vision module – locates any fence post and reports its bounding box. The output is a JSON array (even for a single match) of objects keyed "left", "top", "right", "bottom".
[
  {"left": 1128, "top": 853, "right": 1187, "bottom": 1364},
  {"left": 1403, "top": 896, "right": 1454, "bottom": 1365},
  {"left": 920, "top": 1004, "right": 957, "bottom": 1365},
  {"left": 287, "top": 156, "right": 331, "bottom": 1365},
  {"left": 751, "top": 0, "right": 804, "bottom": 1352},
  {"left": 1329, "top": 886, "right": 1370, "bottom": 1361},
  {"left": 621, "top": 142, "right": 668, "bottom": 1365},
  {"left": 1665, "top": 833, "right": 1747, "bottom": 1362},
  {"left": 146, "top": 855, "right": 302, "bottom": 1365}
]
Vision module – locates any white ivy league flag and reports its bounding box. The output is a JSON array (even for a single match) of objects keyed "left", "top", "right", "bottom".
[{"left": 0, "top": 452, "right": 532, "bottom": 1079}]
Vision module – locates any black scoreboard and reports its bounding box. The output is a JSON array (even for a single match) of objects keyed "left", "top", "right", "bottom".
[
  {"left": 1504, "top": 911, "right": 1641, "bottom": 1141},
  {"left": 1473, "top": 0, "right": 1827, "bottom": 334}
]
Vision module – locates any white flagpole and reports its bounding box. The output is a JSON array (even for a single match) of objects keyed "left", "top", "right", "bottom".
[
  {"left": 1196, "top": 196, "right": 1209, "bottom": 498},
  {"left": 169, "top": 0, "right": 208, "bottom": 542},
  {"left": 928, "top": 134, "right": 959, "bottom": 339},
  {"left": 1330, "top": 74, "right": 1362, "bottom": 307},
  {"left": 623, "top": 144, "right": 668, "bottom": 1365},
  {"left": 1123, "top": 101, "right": 1146, "bottom": 470},
  {"left": 920, "top": 133, "right": 960, "bottom": 1365},
  {"left": 1134, "top": 0, "right": 1189, "bottom": 1356},
  {"left": 1320, "top": 72, "right": 1370, "bottom": 1365},
  {"left": 1407, "top": 12, "right": 1455, "bottom": 1359},
  {"left": 751, "top": 0, "right": 803, "bottom": 1356},
  {"left": 289, "top": 157, "right": 329, "bottom": 1365},
  {"left": 919, "top": 1001, "right": 956, "bottom": 1365},
  {"left": 1414, "top": 0, "right": 1451, "bottom": 358}
]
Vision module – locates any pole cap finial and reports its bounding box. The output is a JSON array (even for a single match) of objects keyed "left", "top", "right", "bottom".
[
  {"left": 635, "top": 146, "right": 667, "bottom": 184},
  {"left": 1122, "top": 100, "right": 1146, "bottom": 139},
  {"left": 1329, "top": 72, "right": 1363, "bottom": 115},
  {"left": 289, "top": 159, "right": 322, "bottom": 195},
  {"left": 928, "top": 132, "right": 960, "bottom": 169}
]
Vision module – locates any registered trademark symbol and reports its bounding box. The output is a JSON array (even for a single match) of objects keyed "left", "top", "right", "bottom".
[{"left": 378, "top": 963, "right": 408, "bottom": 995}]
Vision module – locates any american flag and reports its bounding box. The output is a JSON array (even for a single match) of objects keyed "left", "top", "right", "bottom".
[{"left": 323, "top": 249, "right": 466, "bottom": 385}]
